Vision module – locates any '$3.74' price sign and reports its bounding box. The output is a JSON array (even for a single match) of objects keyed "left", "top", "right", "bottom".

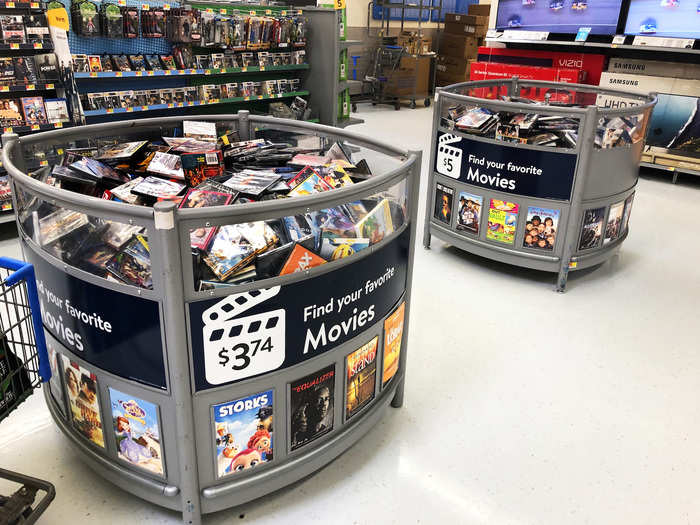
[{"left": 202, "top": 287, "right": 286, "bottom": 385}]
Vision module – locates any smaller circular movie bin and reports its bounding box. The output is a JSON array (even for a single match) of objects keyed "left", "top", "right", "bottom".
[
  {"left": 2, "top": 112, "right": 421, "bottom": 525},
  {"left": 424, "top": 78, "right": 656, "bottom": 291}
]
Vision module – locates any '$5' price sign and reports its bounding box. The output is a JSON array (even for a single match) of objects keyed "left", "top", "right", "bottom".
[{"left": 202, "top": 288, "right": 286, "bottom": 385}]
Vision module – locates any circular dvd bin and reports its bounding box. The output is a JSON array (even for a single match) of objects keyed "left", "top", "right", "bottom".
[
  {"left": 424, "top": 78, "right": 657, "bottom": 291},
  {"left": 2, "top": 112, "right": 421, "bottom": 525}
]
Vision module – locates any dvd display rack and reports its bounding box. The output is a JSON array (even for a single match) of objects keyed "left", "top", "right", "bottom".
[
  {"left": 0, "top": 0, "right": 74, "bottom": 222},
  {"left": 69, "top": 1, "right": 315, "bottom": 123},
  {"left": 424, "top": 78, "right": 656, "bottom": 291},
  {"left": 2, "top": 111, "right": 420, "bottom": 525}
]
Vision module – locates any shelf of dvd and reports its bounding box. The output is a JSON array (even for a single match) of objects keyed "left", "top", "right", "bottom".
[
  {"left": 82, "top": 89, "right": 309, "bottom": 116},
  {"left": 424, "top": 79, "right": 657, "bottom": 292},
  {"left": 2, "top": 112, "right": 420, "bottom": 525},
  {"left": 74, "top": 63, "right": 309, "bottom": 79}
]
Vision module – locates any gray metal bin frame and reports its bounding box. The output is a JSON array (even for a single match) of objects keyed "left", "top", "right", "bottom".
[
  {"left": 423, "top": 79, "right": 657, "bottom": 291},
  {"left": 1, "top": 112, "right": 421, "bottom": 525}
]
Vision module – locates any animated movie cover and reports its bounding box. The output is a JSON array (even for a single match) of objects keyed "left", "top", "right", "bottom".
[
  {"left": 383, "top": 301, "right": 405, "bottom": 387},
  {"left": 578, "top": 206, "right": 606, "bottom": 250},
  {"left": 213, "top": 390, "right": 273, "bottom": 478},
  {"left": 487, "top": 199, "right": 519, "bottom": 244},
  {"left": 523, "top": 206, "right": 560, "bottom": 251},
  {"left": 345, "top": 337, "right": 378, "bottom": 420},
  {"left": 61, "top": 356, "right": 104, "bottom": 448},
  {"left": 290, "top": 365, "right": 335, "bottom": 451},
  {"left": 47, "top": 344, "right": 64, "bottom": 413},
  {"left": 433, "top": 183, "right": 454, "bottom": 225},
  {"left": 354, "top": 199, "right": 394, "bottom": 244},
  {"left": 456, "top": 192, "right": 482, "bottom": 235},
  {"left": 109, "top": 388, "right": 164, "bottom": 475},
  {"left": 604, "top": 200, "right": 625, "bottom": 244}
]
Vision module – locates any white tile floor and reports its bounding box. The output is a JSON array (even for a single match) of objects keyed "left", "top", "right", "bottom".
[{"left": 2, "top": 103, "right": 700, "bottom": 524}]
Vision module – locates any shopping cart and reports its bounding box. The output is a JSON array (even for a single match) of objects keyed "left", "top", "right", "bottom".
[{"left": 0, "top": 257, "right": 54, "bottom": 524}]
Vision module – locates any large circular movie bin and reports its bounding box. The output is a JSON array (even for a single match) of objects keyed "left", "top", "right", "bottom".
[
  {"left": 424, "top": 78, "right": 656, "bottom": 291},
  {"left": 2, "top": 113, "right": 421, "bottom": 525}
]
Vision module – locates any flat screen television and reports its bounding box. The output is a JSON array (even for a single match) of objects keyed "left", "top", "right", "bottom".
[
  {"left": 495, "top": 0, "right": 624, "bottom": 35},
  {"left": 624, "top": 0, "right": 700, "bottom": 38}
]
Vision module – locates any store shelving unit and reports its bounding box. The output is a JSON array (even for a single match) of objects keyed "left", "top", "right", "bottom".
[
  {"left": 2, "top": 112, "right": 421, "bottom": 525},
  {"left": 424, "top": 79, "right": 657, "bottom": 291},
  {"left": 303, "top": 7, "right": 363, "bottom": 128}
]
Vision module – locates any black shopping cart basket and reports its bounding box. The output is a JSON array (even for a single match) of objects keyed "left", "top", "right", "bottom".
[{"left": 0, "top": 256, "right": 55, "bottom": 524}]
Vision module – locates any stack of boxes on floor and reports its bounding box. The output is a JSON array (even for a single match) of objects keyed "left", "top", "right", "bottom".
[
  {"left": 436, "top": 4, "right": 490, "bottom": 87},
  {"left": 385, "top": 32, "right": 433, "bottom": 100}
]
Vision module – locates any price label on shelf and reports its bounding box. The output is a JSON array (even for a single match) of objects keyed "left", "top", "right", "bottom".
[
  {"left": 202, "top": 288, "right": 285, "bottom": 385},
  {"left": 163, "top": 3, "right": 170, "bottom": 9},
  {"left": 26, "top": 84, "right": 34, "bottom": 90},
  {"left": 257, "top": 95, "right": 263, "bottom": 100},
  {"left": 31, "top": 124, "right": 39, "bottom": 130},
  {"left": 187, "top": 101, "right": 194, "bottom": 106},
  {"left": 334, "top": 0, "right": 345, "bottom": 9},
  {"left": 189, "top": 68, "right": 196, "bottom": 74},
  {"left": 10, "top": 43, "right": 19, "bottom": 49},
  {"left": 259, "top": 66, "right": 266, "bottom": 71},
  {"left": 212, "top": 98, "right": 219, "bottom": 104},
  {"left": 177, "top": 102, "right": 183, "bottom": 107},
  {"left": 241, "top": 67, "right": 247, "bottom": 72},
  {"left": 90, "top": 71, "right": 97, "bottom": 77},
  {"left": 3, "top": 127, "right": 11, "bottom": 133},
  {"left": 33, "top": 43, "right": 42, "bottom": 49},
  {"left": 147, "top": 70, "right": 154, "bottom": 76},
  {"left": 297, "top": 9, "right": 302, "bottom": 14},
  {"left": 135, "top": 71, "right": 143, "bottom": 76},
  {"left": 40, "top": 159, "right": 48, "bottom": 166},
  {"left": 46, "top": 83, "right": 54, "bottom": 89},
  {"left": 206, "top": 7, "right": 212, "bottom": 12},
  {"left": 568, "top": 261, "right": 578, "bottom": 269},
  {"left": 116, "top": 71, "right": 122, "bottom": 77},
  {"left": 30, "top": 1, "right": 39, "bottom": 6},
  {"left": 141, "top": 105, "right": 148, "bottom": 111},
  {"left": 0, "top": 86, "right": 8, "bottom": 92},
  {"left": 141, "top": 3, "right": 149, "bottom": 10},
  {"left": 249, "top": 10, "right": 256, "bottom": 14},
  {"left": 244, "top": 96, "right": 250, "bottom": 101},
  {"left": 107, "top": 108, "right": 114, "bottom": 113},
  {"left": 265, "top": 9, "right": 271, "bottom": 14},
  {"left": 167, "top": 103, "right": 174, "bottom": 108},
  {"left": 205, "top": 69, "right": 211, "bottom": 75},
  {"left": 6, "top": 2, "right": 15, "bottom": 7},
  {"left": 126, "top": 107, "right": 133, "bottom": 112},
  {"left": 56, "top": 148, "right": 63, "bottom": 154},
  {"left": 164, "top": 70, "right": 171, "bottom": 75},
  {"left": 178, "top": 69, "right": 185, "bottom": 75},
  {"left": 117, "top": 0, "right": 125, "bottom": 5}
]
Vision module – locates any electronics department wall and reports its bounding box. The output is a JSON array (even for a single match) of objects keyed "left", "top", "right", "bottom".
[{"left": 346, "top": 0, "right": 493, "bottom": 30}]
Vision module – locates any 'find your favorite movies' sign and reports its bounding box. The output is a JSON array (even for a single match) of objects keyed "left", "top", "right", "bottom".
[
  {"left": 188, "top": 228, "right": 410, "bottom": 391},
  {"left": 434, "top": 131, "right": 577, "bottom": 201}
]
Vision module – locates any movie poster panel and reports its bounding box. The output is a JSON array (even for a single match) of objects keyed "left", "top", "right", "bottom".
[
  {"left": 345, "top": 337, "right": 378, "bottom": 420},
  {"left": 61, "top": 356, "right": 104, "bottom": 448},
  {"left": 109, "top": 388, "right": 164, "bottom": 475},
  {"left": 382, "top": 301, "right": 405, "bottom": 387},
  {"left": 486, "top": 199, "right": 519, "bottom": 244},
  {"left": 290, "top": 365, "right": 335, "bottom": 451},
  {"left": 523, "top": 206, "right": 560, "bottom": 251},
  {"left": 621, "top": 193, "right": 634, "bottom": 233},
  {"left": 578, "top": 207, "right": 606, "bottom": 250},
  {"left": 213, "top": 390, "right": 274, "bottom": 478},
  {"left": 456, "top": 192, "right": 483, "bottom": 235},
  {"left": 433, "top": 183, "right": 454, "bottom": 225},
  {"left": 604, "top": 201, "right": 625, "bottom": 244},
  {"left": 47, "top": 344, "right": 64, "bottom": 413}
]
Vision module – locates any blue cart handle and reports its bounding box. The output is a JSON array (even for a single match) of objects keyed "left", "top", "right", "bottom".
[{"left": 0, "top": 256, "right": 51, "bottom": 383}]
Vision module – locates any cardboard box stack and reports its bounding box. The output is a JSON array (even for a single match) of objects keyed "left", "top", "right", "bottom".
[{"left": 436, "top": 4, "right": 490, "bottom": 86}]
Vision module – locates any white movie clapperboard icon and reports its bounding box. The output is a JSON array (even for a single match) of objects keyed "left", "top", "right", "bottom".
[
  {"left": 202, "top": 287, "right": 285, "bottom": 385},
  {"left": 436, "top": 133, "right": 463, "bottom": 179}
]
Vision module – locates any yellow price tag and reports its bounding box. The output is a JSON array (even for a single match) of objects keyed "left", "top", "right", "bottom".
[
  {"left": 178, "top": 69, "right": 185, "bottom": 75},
  {"left": 219, "top": 8, "right": 226, "bottom": 14},
  {"left": 107, "top": 108, "right": 114, "bottom": 114},
  {"left": 164, "top": 70, "right": 171, "bottom": 75},
  {"left": 30, "top": 1, "right": 39, "bottom": 6},
  {"left": 141, "top": 105, "right": 148, "bottom": 111},
  {"left": 206, "top": 8, "right": 212, "bottom": 12},
  {"left": 0, "top": 86, "right": 7, "bottom": 92},
  {"left": 188, "top": 101, "right": 194, "bottom": 106},
  {"left": 257, "top": 95, "right": 263, "bottom": 100},
  {"left": 250, "top": 10, "right": 256, "bottom": 15},
  {"left": 126, "top": 107, "right": 134, "bottom": 112},
  {"left": 241, "top": 67, "right": 247, "bottom": 72},
  {"left": 166, "top": 103, "right": 173, "bottom": 108},
  {"left": 57, "top": 148, "right": 64, "bottom": 154},
  {"left": 33, "top": 43, "right": 42, "bottom": 49},
  {"left": 6, "top": 2, "right": 15, "bottom": 7},
  {"left": 31, "top": 124, "right": 39, "bottom": 130},
  {"left": 90, "top": 71, "right": 98, "bottom": 77},
  {"left": 3, "top": 127, "right": 11, "bottom": 133},
  {"left": 297, "top": 9, "right": 303, "bottom": 14},
  {"left": 27, "top": 84, "right": 34, "bottom": 90},
  {"left": 334, "top": 0, "right": 345, "bottom": 8},
  {"left": 116, "top": 71, "right": 122, "bottom": 77},
  {"left": 265, "top": 9, "right": 271, "bottom": 14},
  {"left": 244, "top": 96, "right": 250, "bottom": 101},
  {"left": 117, "top": 0, "right": 125, "bottom": 5},
  {"left": 10, "top": 43, "right": 19, "bottom": 49},
  {"left": 568, "top": 261, "right": 578, "bottom": 269},
  {"left": 281, "top": 10, "right": 286, "bottom": 15},
  {"left": 189, "top": 68, "right": 196, "bottom": 74},
  {"left": 147, "top": 70, "right": 154, "bottom": 76},
  {"left": 177, "top": 102, "right": 183, "bottom": 107},
  {"left": 141, "top": 3, "right": 149, "bottom": 10},
  {"left": 135, "top": 71, "right": 143, "bottom": 76},
  {"left": 259, "top": 66, "right": 265, "bottom": 71},
  {"left": 40, "top": 160, "right": 48, "bottom": 166},
  {"left": 46, "top": 83, "right": 54, "bottom": 89},
  {"left": 163, "top": 3, "right": 170, "bottom": 9},
  {"left": 205, "top": 69, "right": 211, "bottom": 75}
]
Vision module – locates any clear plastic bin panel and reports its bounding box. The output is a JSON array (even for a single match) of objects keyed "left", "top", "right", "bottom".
[
  {"left": 190, "top": 177, "right": 409, "bottom": 291},
  {"left": 15, "top": 186, "right": 153, "bottom": 290}
]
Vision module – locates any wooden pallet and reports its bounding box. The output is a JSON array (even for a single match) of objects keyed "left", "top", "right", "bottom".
[{"left": 641, "top": 149, "right": 700, "bottom": 182}]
